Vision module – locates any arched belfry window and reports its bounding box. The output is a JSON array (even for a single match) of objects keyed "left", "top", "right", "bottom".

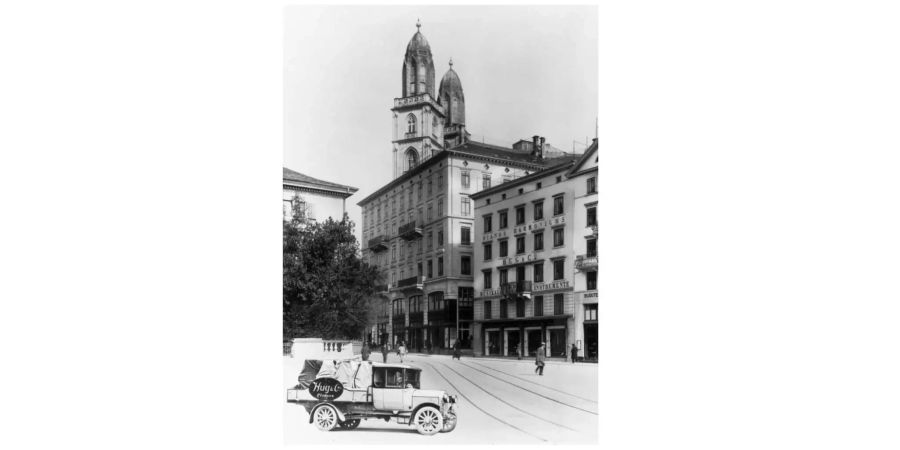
[
  {"left": 406, "top": 148, "right": 419, "bottom": 171},
  {"left": 407, "top": 114, "right": 417, "bottom": 134}
]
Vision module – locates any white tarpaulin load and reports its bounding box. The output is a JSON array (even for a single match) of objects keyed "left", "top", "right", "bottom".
[
  {"left": 353, "top": 361, "right": 372, "bottom": 389},
  {"left": 316, "top": 360, "right": 336, "bottom": 379},
  {"left": 334, "top": 360, "right": 358, "bottom": 387}
]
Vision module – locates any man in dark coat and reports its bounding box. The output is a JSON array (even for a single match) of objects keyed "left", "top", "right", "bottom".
[
  {"left": 452, "top": 341, "right": 461, "bottom": 360},
  {"left": 381, "top": 343, "right": 389, "bottom": 363},
  {"left": 570, "top": 343, "right": 578, "bottom": 364},
  {"left": 534, "top": 342, "right": 546, "bottom": 376}
]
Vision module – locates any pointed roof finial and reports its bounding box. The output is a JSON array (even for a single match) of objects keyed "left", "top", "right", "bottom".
[
  {"left": 416, "top": 18, "right": 421, "bottom": 30},
  {"left": 449, "top": 57, "right": 453, "bottom": 68}
]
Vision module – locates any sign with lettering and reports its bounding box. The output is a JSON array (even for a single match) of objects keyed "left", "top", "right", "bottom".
[
  {"left": 482, "top": 230, "right": 508, "bottom": 242},
  {"left": 584, "top": 292, "right": 598, "bottom": 298},
  {"left": 308, "top": 377, "right": 344, "bottom": 401},
  {"left": 512, "top": 216, "right": 566, "bottom": 235},
  {"left": 479, "top": 289, "right": 500, "bottom": 298},
  {"left": 500, "top": 253, "right": 535, "bottom": 266},
  {"left": 533, "top": 280, "right": 570, "bottom": 292}
]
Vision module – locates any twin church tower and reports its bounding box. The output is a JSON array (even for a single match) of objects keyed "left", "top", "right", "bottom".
[{"left": 391, "top": 20, "right": 470, "bottom": 179}]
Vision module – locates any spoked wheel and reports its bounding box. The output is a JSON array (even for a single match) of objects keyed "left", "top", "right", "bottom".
[
  {"left": 440, "top": 412, "right": 457, "bottom": 433},
  {"left": 339, "top": 419, "right": 361, "bottom": 430},
  {"left": 312, "top": 405, "right": 339, "bottom": 431},
  {"left": 413, "top": 406, "right": 443, "bottom": 435}
]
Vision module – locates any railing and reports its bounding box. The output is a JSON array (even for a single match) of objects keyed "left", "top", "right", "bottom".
[
  {"left": 501, "top": 280, "right": 533, "bottom": 297},
  {"left": 585, "top": 224, "right": 598, "bottom": 237},
  {"left": 368, "top": 235, "right": 389, "bottom": 252},
  {"left": 575, "top": 255, "right": 598, "bottom": 271},
  {"left": 397, "top": 275, "right": 425, "bottom": 288},
  {"left": 399, "top": 221, "right": 423, "bottom": 240}
]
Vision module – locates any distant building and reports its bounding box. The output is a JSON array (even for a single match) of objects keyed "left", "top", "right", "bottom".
[
  {"left": 283, "top": 167, "right": 358, "bottom": 223},
  {"left": 469, "top": 140, "right": 598, "bottom": 360},
  {"left": 359, "top": 22, "right": 576, "bottom": 353}
]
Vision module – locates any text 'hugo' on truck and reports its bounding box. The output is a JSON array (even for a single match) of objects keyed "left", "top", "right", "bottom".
[{"left": 287, "top": 359, "right": 458, "bottom": 435}]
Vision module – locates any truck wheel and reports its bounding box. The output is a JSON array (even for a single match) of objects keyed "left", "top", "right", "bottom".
[
  {"left": 339, "top": 419, "right": 360, "bottom": 430},
  {"left": 413, "top": 406, "right": 443, "bottom": 435},
  {"left": 440, "top": 412, "right": 457, "bottom": 433},
  {"left": 312, "top": 405, "right": 339, "bottom": 431}
]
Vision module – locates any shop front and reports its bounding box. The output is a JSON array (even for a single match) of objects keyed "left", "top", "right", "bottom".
[{"left": 479, "top": 315, "right": 570, "bottom": 358}]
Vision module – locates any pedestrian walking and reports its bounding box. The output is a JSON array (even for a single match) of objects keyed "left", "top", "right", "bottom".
[
  {"left": 452, "top": 341, "right": 461, "bottom": 360},
  {"left": 399, "top": 342, "right": 408, "bottom": 363},
  {"left": 514, "top": 343, "right": 521, "bottom": 360},
  {"left": 362, "top": 343, "right": 371, "bottom": 361},
  {"left": 534, "top": 342, "right": 546, "bottom": 376},
  {"left": 570, "top": 343, "right": 578, "bottom": 364},
  {"left": 381, "top": 343, "right": 389, "bottom": 363}
]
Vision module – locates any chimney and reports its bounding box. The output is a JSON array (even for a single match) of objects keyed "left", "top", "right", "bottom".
[
  {"left": 539, "top": 137, "right": 545, "bottom": 159},
  {"left": 532, "top": 135, "right": 540, "bottom": 157}
]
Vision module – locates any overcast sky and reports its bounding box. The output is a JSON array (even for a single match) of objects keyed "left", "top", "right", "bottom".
[{"left": 284, "top": 5, "right": 598, "bottom": 239}]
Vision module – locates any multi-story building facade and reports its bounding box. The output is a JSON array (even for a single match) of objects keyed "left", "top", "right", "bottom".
[
  {"left": 358, "top": 22, "right": 570, "bottom": 354},
  {"left": 283, "top": 167, "right": 358, "bottom": 223},
  {"left": 470, "top": 140, "right": 598, "bottom": 360}
]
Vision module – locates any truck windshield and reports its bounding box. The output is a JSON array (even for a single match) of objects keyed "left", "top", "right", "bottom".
[{"left": 405, "top": 369, "right": 420, "bottom": 389}]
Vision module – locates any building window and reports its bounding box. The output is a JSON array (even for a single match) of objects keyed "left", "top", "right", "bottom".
[
  {"left": 536, "top": 182, "right": 542, "bottom": 190},
  {"left": 461, "top": 171, "right": 470, "bottom": 188},
  {"left": 427, "top": 231, "right": 433, "bottom": 249},
  {"left": 500, "top": 299, "right": 508, "bottom": 319},
  {"left": 553, "top": 195, "right": 564, "bottom": 215},
  {"left": 437, "top": 198, "right": 443, "bottom": 217},
  {"left": 461, "top": 256, "right": 471, "bottom": 275},
  {"left": 587, "top": 206, "right": 597, "bottom": 226},
  {"left": 499, "top": 268, "right": 508, "bottom": 285},
  {"left": 438, "top": 229, "right": 443, "bottom": 246},
  {"left": 407, "top": 114, "right": 416, "bottom": 133},
  {"left": 483, "top": 174, "right": 491, "bottom": 189},
  {"left": 428, "top": 180, "right": 432, "bottom": 196},
  {"left": 515, "top": 206, "right": 525, "bottom": 225},
  {"left": 417, "top": 182, "right": 423, "bottom": 200},
  {"left": 587, "top": 238, "right": 597, "bottom": 257},
  {"left": 553, "top": 293, "right": 564, "bottom": 315},
  {"left": 587, "top": 176, "right": 597, "bottom": 194},
  {"left": 483, "top": 243, "right": 492, "bottom": 260},
  {"left": 499, "top": 240, "right": 508, "bottom": 257},
  {"left": 427, "top": 260, "right": 433, "bottom": 278},
  {"left": 553, "top": 259, "right": 565, "bottom": 280},
  {"left": 484, "top": 215, "right": 492, "bottom": 232},
  {"left": 438, "top": 257, "right": 444, "bottom": 276},
  {"left": 516, "top": 236, "right": 525, "bottom": 254},
  {"left": 584, "top": 303, "right": 597, "bottom": 321},
  {"left": 462, "top": 198, "right": 471, "bottom": 215},
  {"left": 427, "top": 205, "right": 432, "bottom": 221},
  {"left": 553, "top": 228, "right": 564, "bottom": 247},
  {"left": 533, "top": 263, "right": 543, "bottom": 283},
  {"left": 534, "top": 231, "right": 544, "bottom": 251},
  {"left": 534, "top": 296, "right": 543, "bottom": 316},
  {"left": 392, "top": 245, "right": 397, "bottom": 261},
  {"left": 484, "top": 301, "right": 492, "bottom": 320},
  {"left": 461, "top": 226, "right": 471, "bottom": 244},
  {"left": 438, "top": 175, "right": 443, "bottom": 189},
  {"left": 534, "top": 201, "right": 544, "bottom": 220},
  {"left": 516, "top": 298, "right": 525, "bottom": 318},
  {"left": 406, "top": 149, "right": 419, "bottom": 171},
  {"left": 483, "top": 270, "right": 492, "bottom": 289},
  {"left": 587, "top": 271, "right": 597, "bottom": 290},
  {"left": 499, "top": 210, "right": 508, "bottom": 228}
]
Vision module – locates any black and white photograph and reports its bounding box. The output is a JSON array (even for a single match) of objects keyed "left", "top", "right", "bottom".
[
  {"left": 282, "top": 5, "right": 598, "bottom": 444},
  {"left": 4, "top": 1, "right": 900, "bottom": 449}
]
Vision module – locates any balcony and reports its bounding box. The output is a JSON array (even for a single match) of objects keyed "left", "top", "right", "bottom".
[
  {"left": 575, "top": 254, "right": 598, "bottom": 272},
  {"left": 397, "top": 275, "right": 425, "bottom": 290},
  {"left": 368, "top": 235, "right": 389, "bottom": 252},
  {"left": 399, "top": 221, "right": 423, "bottom": 240},
  {"left": 585, "top": 224, "right": 598, "bottom": 237},
  {"left": 500, "top": 280, "right": 532, "bottom": 298}
]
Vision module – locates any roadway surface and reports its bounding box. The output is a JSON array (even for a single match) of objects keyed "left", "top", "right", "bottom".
[{"left": 283, "top": 352, "right": 598, "bottom": 444}]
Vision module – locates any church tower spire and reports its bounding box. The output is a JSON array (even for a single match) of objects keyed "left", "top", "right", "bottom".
[
  {"left": 391, "top": 21, "right": 446, "bottom": 179},
  {"left": 439, "top": 57, "right": 469, "bottom": 147}
]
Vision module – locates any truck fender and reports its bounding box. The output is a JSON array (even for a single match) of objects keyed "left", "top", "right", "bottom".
[
  {"left": 409, "top": 403, "right": 442, "bottom": 426},
  {"left": 307, "top": 402, "right": 346, "bottom": 424}
]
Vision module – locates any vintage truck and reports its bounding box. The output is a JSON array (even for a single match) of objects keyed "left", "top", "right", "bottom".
[{"left": 287, "top": 359, "right": 458, "bottom": 435}]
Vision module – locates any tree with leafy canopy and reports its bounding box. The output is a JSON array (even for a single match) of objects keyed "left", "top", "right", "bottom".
[{"left": 283, "top": 211, "right": 381, "bottom": 341}]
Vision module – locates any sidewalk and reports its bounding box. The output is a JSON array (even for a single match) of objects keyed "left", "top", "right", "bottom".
[{"left": 407, "top": 352, "right": 595, "bottom": 366}]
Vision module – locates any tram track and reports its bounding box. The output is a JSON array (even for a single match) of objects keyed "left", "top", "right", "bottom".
[
  {"left": 429, "top": 359, "right": 579, "bottom": 432},
  {"left": 464, "top": 359, "right": 598, "bottom": 404},
  {"left": 419, "top": 360, "right": 547, "bottom": 442},
  {"left": 452, "top": 360, "right": 598, "bottom": 416}
]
